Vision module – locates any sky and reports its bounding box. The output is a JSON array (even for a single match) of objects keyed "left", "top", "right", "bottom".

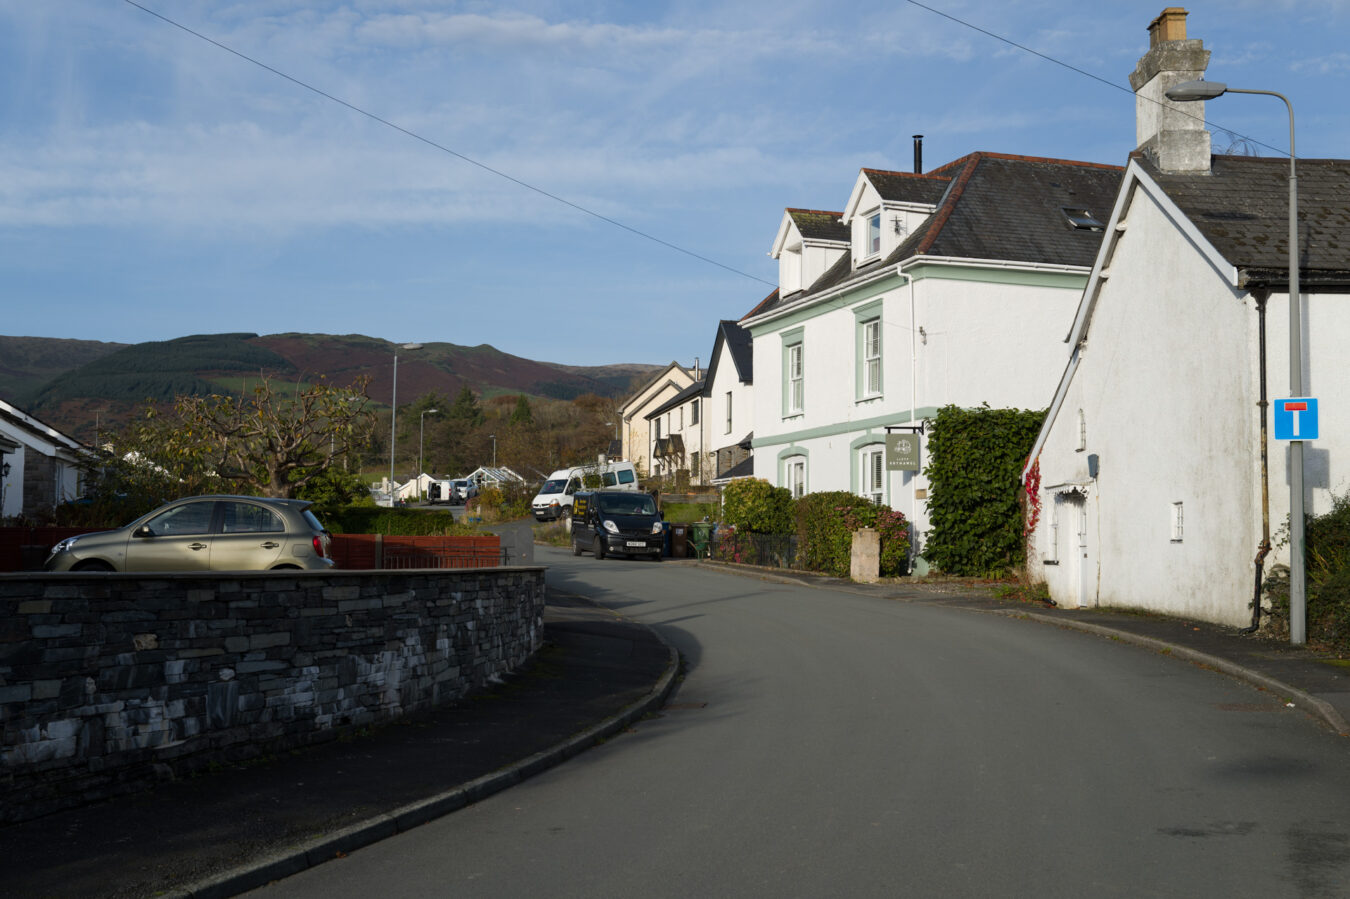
[{"left": 3, "top": 1, "right": 1349, "bottom": 367}]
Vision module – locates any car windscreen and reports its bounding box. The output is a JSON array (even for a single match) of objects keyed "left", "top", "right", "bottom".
[
  {"left": 597, "top": 494, "right": 657, "bottom": 516},
  {"left": 538, "top": 479, "right": 567, "bottom": 495}
]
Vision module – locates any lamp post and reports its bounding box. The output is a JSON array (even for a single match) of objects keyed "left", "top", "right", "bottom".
[
  {"left": 489, "top": 434, "right": 497, "bottom": 468},
  {"left": 418, "top": 408, "right": 439, "bottom": 499},
  {"left": 388, "top": 343, "right": 423, "bottom": 506},
  {"left": 1166, "top": 80, "right": 1304, "bottom": 644}
]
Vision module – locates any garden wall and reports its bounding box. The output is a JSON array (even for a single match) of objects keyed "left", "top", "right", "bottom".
[{"left": 0, "top": 566, "right": 545, "bottom": 823}]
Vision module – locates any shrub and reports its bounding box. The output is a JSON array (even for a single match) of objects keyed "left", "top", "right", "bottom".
[
  {"left": 722, "top": 478, "right": 793, "bottom": 534},
  {"left": 324, "top": 507, "right": 476, "bottom": 536},
  {"left": 1264, "top": 492, "right": 1350, "bottom": 650},
  {"left": 793, "top": 492, "right": 910, "bottom": 579}
]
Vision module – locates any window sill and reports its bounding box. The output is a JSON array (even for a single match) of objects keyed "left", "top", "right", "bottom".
[
  {"left": 1042, "top": 559, "right": 1059, "bottom": 566},
  {"left": 856, "top": 394, "right": 883, "bottom": 404}
]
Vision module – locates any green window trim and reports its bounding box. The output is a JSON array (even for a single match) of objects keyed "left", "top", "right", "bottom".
[{"left": 781, "top": 327, "right": 805, "bottom": 419}]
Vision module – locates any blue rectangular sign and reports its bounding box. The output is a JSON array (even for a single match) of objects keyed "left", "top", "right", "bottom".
[{"left": 1274, "top": 397, "right": 1318, "bottom": 440}]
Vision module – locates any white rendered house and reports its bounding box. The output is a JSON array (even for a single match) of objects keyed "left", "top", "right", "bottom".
[
  {"left": 1025, "top": 10, "right": 1350, "bottom": 625},
  {"left": 0, "top": 398, "right": 85, "bottom": 520},
  {"left": 744, "top": 156, "right": 1122, "bottom": 564}
]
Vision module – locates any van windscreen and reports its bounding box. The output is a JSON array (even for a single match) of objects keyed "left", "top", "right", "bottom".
[
  {"left": 598, "top": 494, "right": 657, "bottom": 516},
  {"left": 539, "top": 479, "right": 567, "bottom": 495}
]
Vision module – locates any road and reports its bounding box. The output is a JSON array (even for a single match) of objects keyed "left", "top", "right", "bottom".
[{"left": 255, "top": 548, "right": 1350, "bottom": 898}]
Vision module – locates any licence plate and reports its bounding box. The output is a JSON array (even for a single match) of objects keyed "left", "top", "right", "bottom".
[{"left": 625, "top": 541, "right": 646, "bottom": 547}]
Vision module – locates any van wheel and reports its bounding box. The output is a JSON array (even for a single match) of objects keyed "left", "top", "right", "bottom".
[{"left": 593, "top": 536, "right": 606, "bottom": 560}]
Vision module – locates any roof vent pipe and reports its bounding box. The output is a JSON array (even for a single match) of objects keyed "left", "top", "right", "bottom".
[{"left": 913, "top": 135, "right": 924, "bottom": 174}]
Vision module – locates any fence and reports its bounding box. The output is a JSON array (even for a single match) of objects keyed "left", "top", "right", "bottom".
[{"left": 712, "top": 528, "right": 800, "bottom": 569}]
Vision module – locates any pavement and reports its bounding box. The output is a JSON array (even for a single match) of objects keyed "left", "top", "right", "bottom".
[{"left": 5, "top": 561, "right": 1350, "bottom": 899}]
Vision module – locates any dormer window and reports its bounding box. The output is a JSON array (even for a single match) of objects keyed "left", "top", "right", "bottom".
[{"left": 867, "top": 212, "right": 881, "bottom": 256}]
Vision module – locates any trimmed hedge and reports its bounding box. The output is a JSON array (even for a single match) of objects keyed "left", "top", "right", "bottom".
[{"left": 923, "top": 404, "right": 1045, "bottom": 576}]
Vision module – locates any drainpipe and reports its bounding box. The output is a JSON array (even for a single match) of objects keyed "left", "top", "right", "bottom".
[
  {"left": 896, "top": 266, "right": 919, "bottom": 562},
  {"left": 1244, "top": 288, "right": 1272, "bottom": 633}
]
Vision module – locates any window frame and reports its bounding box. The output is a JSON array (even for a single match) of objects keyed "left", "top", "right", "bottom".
[
  {"left": 861, "top": 445, "right": 885, "bottom": 505},
  {"left": 782, "top": 328, "right": 805, "bottom": 418}
]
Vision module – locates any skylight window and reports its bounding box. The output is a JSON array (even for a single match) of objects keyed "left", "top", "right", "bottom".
[{"left": 1062, "top": 207, "right": 1105, "bottom": 231}]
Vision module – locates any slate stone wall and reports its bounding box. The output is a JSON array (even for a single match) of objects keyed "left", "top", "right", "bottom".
[{"left": 0, "top": 567, "right": 546, "bottom": 823}]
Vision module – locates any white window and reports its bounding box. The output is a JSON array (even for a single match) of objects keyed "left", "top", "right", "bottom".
[
  {"left": 788, "top": 343, "right": 804, "bottom": 414},
  {"left": 863, "top": 319, "right": 881, "bottom": 397},
  {"left": 868, "top": 212, "right": 881, "bottom": 256},
  {"left": 786, "top": 457, "right": 807, "bottom": 498},
  {"left": 1171, "top": 502, "right": 1184, "bottom": 542},
  {"left": 862, "top": 447, "right": 884, "bottom": 504},
  {"left": 725, "top": 391, "right": 733, "bottom": 434},
  {"left": 691, "top": 399, "right": 699, "bottom": 426},
  {"left": 654, "top": 418, "right": 661, "bottom": 439}
]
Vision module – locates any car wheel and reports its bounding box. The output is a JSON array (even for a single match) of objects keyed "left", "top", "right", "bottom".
[
  {"left": 572, "top": 539, "right": 583, "bottom": 556},
  {"left": 73, "top": 560, "right": 115, "bottom": 572},
  {"left": 650, "top": 554, "right": 662, "bottom": 562},
  {"left": 593, "top": 536, "right": 605, "bottom": 560}
]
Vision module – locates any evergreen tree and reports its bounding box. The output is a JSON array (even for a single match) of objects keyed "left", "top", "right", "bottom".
[{"left": 509, "top": 394, "right": 534, "bottom": 426}]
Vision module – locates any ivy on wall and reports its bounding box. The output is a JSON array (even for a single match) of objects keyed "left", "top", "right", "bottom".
[{"left": 923, "top": 404, "right": 1046, "bottom": 576}]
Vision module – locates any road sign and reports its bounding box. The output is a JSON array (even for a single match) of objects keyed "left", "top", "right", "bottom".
[
  {"left": 886, "top": 433, "right": 921, "bottom": 471},
  {"left": 1274, "top": 397, "right": 1319, "bottom": 440}
]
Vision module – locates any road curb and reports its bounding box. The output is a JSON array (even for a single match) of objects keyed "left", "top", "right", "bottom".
[
  {"left": 174, "top": 626, "right": 681, "bottom": 899},
  {"left": 1006, "top": 609, "right": 1350, "bottom": 737}
]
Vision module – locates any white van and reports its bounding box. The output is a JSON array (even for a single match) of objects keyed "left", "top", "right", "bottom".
[{"left": 531, "top": 461, "right": 639, "bottom": 521}]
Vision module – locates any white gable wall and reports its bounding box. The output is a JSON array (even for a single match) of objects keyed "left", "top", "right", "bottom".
[
  {"left": 707, "top": 336, "right": 753, "bottom": 460},
  {"left": 1029, "top": 175, "right": 1350, "bottom": 626}
]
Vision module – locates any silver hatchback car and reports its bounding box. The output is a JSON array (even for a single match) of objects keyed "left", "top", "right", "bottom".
[{"left": 45, "top": 495, "right": 335, "bottom": 572}]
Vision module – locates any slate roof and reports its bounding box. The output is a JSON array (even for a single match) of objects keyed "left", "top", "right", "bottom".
[
  {"left": 645, "top": 379, "right": 706, "bottom": 420},
  {"left": 746, "top": 153, "right": 1123, "bottom": 321},
  {"left": 703, "top": 320, "right": 753, "bottom": 392},
  {"left": 1141, "top": 154, "right": 1350, "bottom": 290},
  {"left": 786, "top": 209, "right": 848, "bottom": 243},
  {"left": 862, "top": 168, "right": 952, "bottom": 205}
]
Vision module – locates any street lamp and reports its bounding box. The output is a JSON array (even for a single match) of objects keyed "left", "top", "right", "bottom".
[
  {"left": 388, "top": 342, "right": 423, "bottom": 506},
  {"left": 1166, "top": 80, "right": 1305, "bottom": 644},
  {"left": 489, "top": 434, "right": 496, "bottom": 468},
  {"left": 418, "top": 408, "right": 439, "bottom": 498}
]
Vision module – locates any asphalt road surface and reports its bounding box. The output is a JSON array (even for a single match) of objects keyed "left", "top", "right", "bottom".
[{"left": 253, "top": 548, "right": 1350, "bottom": 898}]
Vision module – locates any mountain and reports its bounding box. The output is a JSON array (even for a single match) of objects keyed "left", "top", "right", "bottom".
[
  {"left": 6, "top": 332, "right": 662, "bottom": 444},
  {"left": 0, "top": 336, "right": 127, "bottom": 401}
]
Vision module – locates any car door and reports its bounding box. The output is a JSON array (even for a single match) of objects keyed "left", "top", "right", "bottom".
[
  {"left": 210, "top": 500, "right": 287, "bottom": 570},
  {"left": 124, "top": 499, "right": 218, "bottom": 571}
]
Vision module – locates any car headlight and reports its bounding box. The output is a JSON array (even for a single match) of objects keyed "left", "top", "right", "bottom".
[
  {"left": 603, "top": 520, "right": 619, "bottom": 534},
  {"left": 650, "top": 521, "right": 664, "bottom": 535},
  {"left": 51, "top": 536, "right": 80, "bottom": 554}
]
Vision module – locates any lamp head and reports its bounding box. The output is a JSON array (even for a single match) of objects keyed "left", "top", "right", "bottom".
[{"left": 1166, "top": 80, "right": 1227, "bottom": 102}]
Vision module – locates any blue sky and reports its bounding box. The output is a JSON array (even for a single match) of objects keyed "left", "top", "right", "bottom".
[{"left": 3, "top": 1, "right": 1349, "bottom": 367}]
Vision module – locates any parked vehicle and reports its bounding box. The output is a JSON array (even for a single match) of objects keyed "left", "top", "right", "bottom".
[
  {"left": 570, "top": 490, "right": 663, "bottom": 560},
  {"left": 449, "top": 478, "right": 478, "bottom": 503},
  {"left": 44, "top": 495, "right": 334, "bottom": 572},
  {"left": 531, "top": 462, "right": 639, "bottom": 521}
]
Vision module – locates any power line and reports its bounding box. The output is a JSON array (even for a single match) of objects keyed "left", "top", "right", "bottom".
[{"left": 121, "top": 0, "right": 777, "bottom": 289}]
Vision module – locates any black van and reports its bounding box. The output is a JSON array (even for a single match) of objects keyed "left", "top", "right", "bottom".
[{"left": 571, "top": 490, "right": 664, "bottom": 560}]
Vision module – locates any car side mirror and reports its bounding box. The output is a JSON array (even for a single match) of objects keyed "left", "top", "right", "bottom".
[{"left": 133, "top": 525, "right": 154, "bottom": 538}]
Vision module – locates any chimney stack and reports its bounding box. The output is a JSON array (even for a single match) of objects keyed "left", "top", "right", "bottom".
[
  {"left": 913, "top": 135, "right": 924, "bottom": 174},
  {"left": 1129, "top": 8, "right": 1211, "bottom": 173}
]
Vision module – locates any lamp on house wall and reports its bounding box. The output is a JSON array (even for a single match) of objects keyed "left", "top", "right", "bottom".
[{"left": 1166, "top": 79, "right": 1305, "bottom": 644}]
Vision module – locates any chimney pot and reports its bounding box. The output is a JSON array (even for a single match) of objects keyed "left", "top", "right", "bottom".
[{"left": 1149, "top": 7, "right": 1189, "bottom": 47}]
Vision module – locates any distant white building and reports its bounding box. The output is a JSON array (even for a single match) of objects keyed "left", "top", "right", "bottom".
[{"left": 617, "top": 362, "right": 697, "bottom": 477}]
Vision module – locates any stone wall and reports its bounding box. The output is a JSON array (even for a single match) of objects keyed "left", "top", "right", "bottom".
[{"left": 0, "top": 567, "right": 546, "bottom": 823}]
